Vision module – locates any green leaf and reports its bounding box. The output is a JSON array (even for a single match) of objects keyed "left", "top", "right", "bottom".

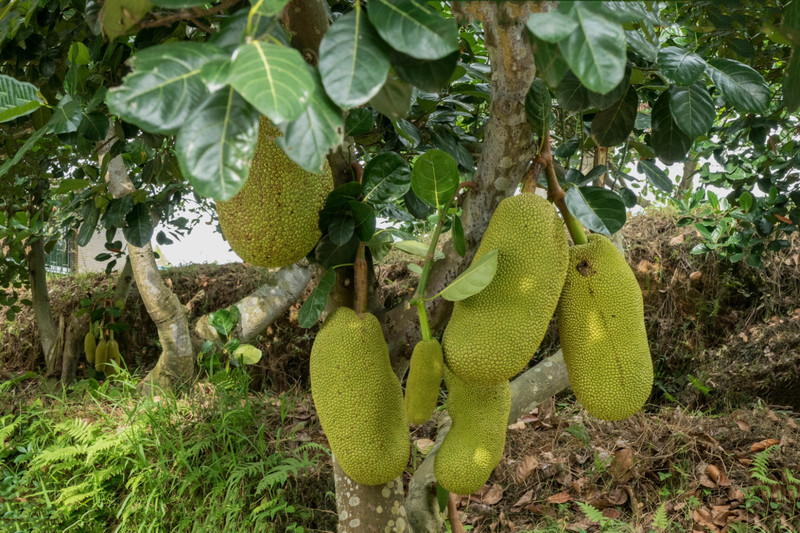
[
  {"left": 403, "top": 189, "right": 434, "bottom": 220},
  {"left": 228, "top": 41, "right": 314, "bottom": 123},
  {"left": 391, "top": 50, "right": 459, "bottom": 92},
  {"left": 669, "top": 83, "right": 715, "bottom": 138},
  {"left": 366, "top": 231, "right": 394, "bottom": 262},
  {"left": 0, "top": 74, "right": 45, "bottom": 122},
  {"left": 319, "top": 181, "right": 363, "bottom": 231},
  {"left": 53, "top": 178, "right": 90, "bottom": 195},
  {"left": 369, "top": 75, "right": 413, "bottom": 120},
  {"left": 436, "top": 483, "right": 449, "bottom": 513},
  {"left": 526, "top": 11, "right": 578, "bottom": 43},
  {"left": 106, "top": 195, "right": 134, "bottom": 228},
  {"left": 394, "top": 240, "right": 444, "bottom": 260},
  {"left": 68, "top": 42, "right": 91, "bottom": 66},
  {"left": 0, "top": 122, "right": 50, "bottom": 179},
  {"left": 411, "top": 149, "right": 460, "bottom": 208},
  {"left": 328, "top": 215, "right": 355, "bottom": 246},
  {"left": 590, "top": 84, "right": 638, "bottom": 147},
  {"left": 249, "top": 0, "right": 290, "bottom": 16},
  {"left": 637, "top": 160, "right": 673, "bottom": 193},
  {"left": 532, "top": 37, "right": 568, "bottom": 88},
  {"left": 555, "top": 138, "right": 580, "bottom": 158},
  {"left": 345, "top": 108, "right": 374, "bottom": 136},
  {"left": 350, "top": 201, "right": 376, "bottom": 242},
  {"left": 77, "top": 202, "right": 100, "bottom": 247},
  {"left": 452, "top": 215, "right": 466, "bottom": 257},
  {"left": 107, "top": 43, "right": 227, "bottom": 134},
  {"left": 368, "top": 0, "right": 459, "bottom": 60},
  {"left": 564, "top": 186, "right": 626, "bottom": 235},
  {"left": 619, "top": 186, "right": 637, "bottom": 208},
  {"left": 123, "top": 203, "right": 154, "bottom": 247},
  {"left": 739, "top": 190, "right": 754, "bottom": 212},
  {"left": 78, "top": 111, "right": 109, "bottom": 141},
  {"left": 277, "top": 68, "right": 344, "bottom": 173},
  {"left": 555, "top": 70, "right": 591, "bottom": 113},
  {"left": 232, "top": 344, "right": 262, "bottom": 365},
  {"left": 101, "top": 0, "right": 153, "bottom": 39},
  {"left": 558, "top": 5, "right": 626, "bottom": 94},
  {"left": 439, "top": 249, "right": 498, "bottom": 302},
  {"left": 151, "top": 0, "right": 208, "bottom": 7},
  {"left": 362, "top": 152, "right": 412, "bottom": 205},
  {"left": 319, "top": 9, "right": 390, "bottom": 108},
  {"left": 316, "top": 234, "right": 360, "bottom": 268},
  {"left": 706, "top": 58, "right": 771, "bottom": 114},
  {"left": 657, "top": 47, "right": 706, "bottom": 86},
  {"left": 650, "top": 91, "right": 691, "bottom": 165},
  {"left": 783, "top": 49, "right": 800, "bottom": 112},
  {"left": 50, "top": 96, "right": 83, "bottom": 134},
  {"left": 176, "top": 88, "right": 260, "bottom": 201},
  {"left": 587, "top": 68, "right": 629, "bottom": 110},
  {"left": 525, "top": 78, "right": 554, "bottom": 139},
  {"left": 209, "top": 309, "right": 236, "bottom": 337},
  {"left": 298, "top": 269, "right": 336, "bottom": 328}
]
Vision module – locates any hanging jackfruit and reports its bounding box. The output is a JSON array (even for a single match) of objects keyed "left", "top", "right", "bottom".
[
  {"left": 434, "top": 366, "right": 510, "bottom": 495},
  {"left": 403, "top": 339, "right": 444, "bottom": 425},
  {"left": 216, "top": 117, "right": 333, "bottom": 268},
  {"left": 310, "top": 307, "right": 410, "bottom": 485},
  {"left": 94, "top": 337, "right": 108, "bottom": 373},
  {"left": 105, "top": 338, "right": 121, "bottom": 377},
  {"left": 442, "top": 192, "right": 569, "bottom": 385},
  {"left": 84, "top": 332, "right": 96, "bottom": 365},
  {"left": 557, "top": 234, "right": 653, "bottom": 421}
]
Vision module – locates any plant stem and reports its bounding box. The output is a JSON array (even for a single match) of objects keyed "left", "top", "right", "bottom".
[
  {"left": 542, "top": 134, "right": 588, "bottom": 245},
  {"left": 353, "top": 242, "right": 367, "bottom": 315},
  {"left": 412, "top": 201, "right": 449, "bottom": 341}
]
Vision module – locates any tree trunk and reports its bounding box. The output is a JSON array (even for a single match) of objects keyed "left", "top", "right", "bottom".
[
  {"left": 26, "top": 236, "right": 60, "bottom": 376},
  {"left": 113, "top": 254, "right": 135, "bottom": 306},
  {"left": 60, "top": 313, "right": 88, "bottom": 385},
  {"left": 333, "top": 459, "right": 410, "bottom": 532}
]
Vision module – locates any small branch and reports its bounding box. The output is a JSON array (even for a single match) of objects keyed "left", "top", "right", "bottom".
[
  {"left": 139, "top": 0, "right": 241, "bottom": 29},
  {"left": 412, "top": 201, "right": 450, "bottom": 341},
  {"left": 521, "top": 157, "right": 545, "bottom": 194},
  {"left": 594, "top": 146, "right": 608, "bottom": 187},
  {"left": 541, "top": 136, "right": 587, "bottom": 245},
  {"left": 447, "top": 493, "right": 466, "bottom": 533},
  {"left": 353, "top": 242, "right": 367, "bottom": 315}
]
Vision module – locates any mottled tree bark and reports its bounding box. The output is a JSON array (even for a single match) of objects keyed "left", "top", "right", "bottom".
[
  {"left": 333, "top": 459, "right": 410, "bottom": 532},
  {"left": 26, "top": 236, "right": 60, "bottom": 376},
  {"left": 113, "top": 255, "right": 135, "bottom": 306}
]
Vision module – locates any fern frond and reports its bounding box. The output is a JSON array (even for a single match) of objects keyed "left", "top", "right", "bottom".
[
  {"left": 652, "top": 501, "right": 669, "bottom": 529},
  {"left": 750, "top": 445, "right": 780, "bottom": 485},
  {"left": 0, "top": 415, "right": 22, "bottom": 446},
  {"left": 29, "top": 444, "right": 87, "bottom": 470},
  {"left": 576, "top": 501, "right": 606, "bottom": 524},
  {"left": 55, "top": 418, "right": 96, "bottom": 445}
]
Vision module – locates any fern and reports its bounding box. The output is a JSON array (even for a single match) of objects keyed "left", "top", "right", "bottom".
[
  {"left": 576, "top": 501, "right": 607, "bottom": 524},
  {"left": 29, "top": 444, "right": 87, "bottom": 470},
  {"left": 750, "top": 445, "right": 780, "bottom": 486},
  {"left": 651, "top": 502, "right": 669, "bottom": 529},
  {"left": 0, "top": 414, "right": 22, "bottom": 446},
  {"left": 55, "top": 418, "right": 95, "bottom": 445}
]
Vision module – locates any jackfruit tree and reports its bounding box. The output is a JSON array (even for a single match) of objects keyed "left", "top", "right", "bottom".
[{"left": 2, "top": 0, "right": 799, "bottom": 531}]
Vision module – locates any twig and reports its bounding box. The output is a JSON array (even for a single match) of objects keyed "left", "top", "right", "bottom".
[
  {"left": 541, "top": 133, "right": 587, "bottom": 245},
  {"left": 447, "top": 493, "right": 466, "bottom": 533},
  {"left": 521, "top": 157, "right": 545, "bottom": 194},
  {"left": 138, "top": 0, "right": 242, "bottom": 29},
  {"left": 353, "top": 242, "right": 367, "bottom": 315}
]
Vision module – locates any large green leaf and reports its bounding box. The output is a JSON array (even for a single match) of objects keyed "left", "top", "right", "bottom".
[
  {"left": 558, "top": 5, "right": 626, "bottom": 94},
  {"left": 391, "top": 50, "right": 459, "bottom": 92},
  {"left": 350, "top": 201, "right": 376, "bottom": 242},
  {"left": 77, "top": 202, "right": 100, "bottom": 247},
  {"left": 318, "top": 8, "right": 390, "bottom": 108},
  {"left": 438, "top": 250, "right": 499, "bottom": 302},
  {"left": 101, "top": 0, "right": 152, "bottom": 39},
  {"left": 555, "top": 70, "right": 591, "bottom": 112},
  {"left": 783, "top": 49, "right": 800, "bottom": 112},
  {"left": 369, "top": 75, "right": 413, "bottom": 120},
  {"left": 637, "top": 159, "right": 673, "bottom": 193},
  {"left": 362, "top": 152, "right": 412, "bottom": 205},
  {"left": 526, "top": 11, "right": 577, "bottom": 43},
  {"left": 277, "top": 69, "right": 343, "bottom": 173},
  {"left": 123, "top": 202, "right": 154, "bottom": 247},
  {"left": 525, "top": 78, "right": 554, "bottom": 139},
  {"left": 248, "top": 0, "right": 290, "bottom": 16},
  {"left": 78, "top": 111, "right": 109, "bottom": 141},
  {"left": 657, "top": 47, "right": 706, "bottom": 86},
  {"left": 228, "top": 41, "right": 314, "bottom": 123},
  {"left": 532, "top": 37, "right": 568, "bottom": 88},
  {"left": 650, "top": 91, "right": 691, "bottom": 165},
  {"left": 0, "top": 74, "right": 45, "bottom": 123},
  {"left": 669, "top": 83, "right": 715, "bottom": 138},
  {"left": 50, "top": 96, "right": 82, "bottom": 134},
  {"left": 298, "top": 269, "right": 336, "bottom": 328},
  {"left": 706, "top": 58, "right": 771, "bottom": 114},
  {"left": 587, "top": 68, "right": 629, "bottom": 110},
  {"left": 591, "top": 84, "right": 637, "bottom": 146},
  {"left": 107, "top": 43, "right": 226, "bottom": 134},
  {"left": 368, "top": 0, "right": 458, "bottom": 60},
  {"left": 328, "top": 215, "right": 355, "bottom": 246},
  {"left": 176, "top": 88, "right": 260, "bottom": 201},
  {"left": 0, "top": 122, "right": 50, "bottom": 179},
  {"left": 394, "top": 240, "right": 445, "bottom": 260},
  {"left": 411, "top": 149, "right": 460, "bottom": 208},
  {"left": 232, "top": 344, "right": 262, "bottom": 365},
  {"left": 564, "top": 185, "right": 626, "bottom": 235}
]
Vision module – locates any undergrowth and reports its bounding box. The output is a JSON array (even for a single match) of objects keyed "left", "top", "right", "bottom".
[{"left": 0, "top": 370, "right": 332, "bottom": 532}]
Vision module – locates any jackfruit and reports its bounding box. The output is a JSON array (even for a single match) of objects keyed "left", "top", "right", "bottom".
[
  {"left": 84, "top": 332, "right": 96, "bottom": 365},
  {"left": 105, "top": 339, "right": 121, "bottom": 377},
  {"left": 556, "top": 234, "right": 653, "bottom": 421},
  {"left": 434, "top": 366, "right": 510, "bottom": 495},
  {"left": 442, "top": 192, "right": 569, "bottom": 385},
  {"left": 403, "top": 339, "right": 444, "bottom": 425},
  {"left": 94, "top": 337, "right": 108, "bottom": 373},
  {"left": 310, "top": 307, "right": 410, "bottom": 485},
  {"left": 216, "top": 117, "right": 333, "bottom": 268}
]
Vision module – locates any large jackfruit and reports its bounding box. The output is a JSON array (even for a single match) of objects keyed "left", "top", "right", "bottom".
[
  {"left": 403, "top": 339, "right": 444, "bottom": 425},
  {"left": 105, "top": 339, "right": 122, "bottom": 377},
  {"left": 216, "top": 117, "right": 333, "bottom": 268},
  {"left": 442, "top": 192, "right": 569, "bottom": 385},
  {"left": 557, "top": 234, "right": 653, "bottom": 421},
  {"left": 435, "top": 366, "right": 510, "bottom": 495},
  {"left": 84, "top": 332, "right": 96, "bottom": 365},
  {"left": 94, "top": 337, "right": 108, "bottom": 373},
  {"left": 310, "top": 307, "right": 410, "bottom": 485}
]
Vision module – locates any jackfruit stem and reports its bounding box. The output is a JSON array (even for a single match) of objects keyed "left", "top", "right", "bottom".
[
  {"left": 412, "top": 202, "right": 449, "bottom": 342},
  {"left": 354, "top": 242, "right": 368, "bottom": 315},
  {"left": 541, "top": 138, "right": 588, "bottom": 246}
]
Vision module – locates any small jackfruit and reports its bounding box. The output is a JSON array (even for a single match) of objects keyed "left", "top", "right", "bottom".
[
  {"left": 94, "top": 337, "right": 108, "bottom": 373},
  {"left": 557, "top": 234, "right": 653, "bottom": 421},
  {"left": 310, "top": 307, "right": 410, "bottom": 485},
  {"left": 443, "top": 192, "right": 569, "bottom": 385},
  {"left": 84, "top": 332, "right": 96, "bottom": 365},
  {"left": 105, "top": 339, "right": 121, "bottom": 377},
  {"left": 403, "top": 339, "right": 444, "bottom": 425},
  {"left": 435, "top": 366, "right": 510, "bottom": 495},
  {"left": 216, "top": 117, "right": 334, "bottom": 268}
]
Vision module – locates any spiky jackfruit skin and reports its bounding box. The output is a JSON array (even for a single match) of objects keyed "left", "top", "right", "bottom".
[
  {"left": 94, "top": 338, "right": 108, "bottom": 373},
  {"left": 442, "top": 192, "right": 569, "bottom": 385},
  {"left": 105, "top": 339, "right": 121, "bottom": 377},
  {"left": 404, "top": 340, "right": 444, "bottom": 425},
  {"left": 435, "top": 366, "right": 511, "bottom": 495},
  {"left": 216, "top": 117, "right": 333, "bottom": 268},
  {"left": 557, "top": 234, "right": 653, "bottom": 421},
  {"left": 310, "top": 307, "right": 410, "bottom": 485},
  {"left": 84, "top": 333, "right": 96, "bottom": 365}
]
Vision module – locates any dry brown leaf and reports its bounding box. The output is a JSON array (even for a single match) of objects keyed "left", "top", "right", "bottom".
[
  {"left": 512, "top": 490, "right": 534, "bottom": 510},
  {"left": 610, "top": 448, "right": 635, "bottom": 481},
  {"left": 588, "top": 488, "right": 627, "bottom": 509},
  {"left": 689, "top": 271, "right": 702, "bottom": 281},
  {"left": 481, "top": 483, "right": 504, "bottom": 505},
  {"left": 787, "top": 417, "right": 799, "bottom": 429},
  {"left": 669, "top": 234, "right": 685, "bottom": 246},
  {"left": 507, "top": 420, "right": 526, "bottom": 430},
  {"left": 705, "top": 464, "right": 730, "bottom": 487},
  {"left": 414, "top": 438, "right": 435, "bottom": 455},
  {"left": 734, "top": 418, "right": 751, "bottom": 432},
  {"left": 750, "top": 438, "right": 780, "bottom": 452},
  {"left": 602, "top": 508, "right": 621, "bottom": 520},
  {"left": 766, "top": 410, "right": 780, "bottom": 422},
  {"left": 693, "top": 508, "right": 719, "bottom": 532},
  {"left": 516, "top": 455, "right": 539, "bottom": 483},
  {"left": 547, "top": 491, "right": 572, "bottom": 504},
  {"left": 728, "top": 487, "right": 745, "bottom": 502},
  {"left": 710, "top": 505, "right": 736, "bottom": 527}
]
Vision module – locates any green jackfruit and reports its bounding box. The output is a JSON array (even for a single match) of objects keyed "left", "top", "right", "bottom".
[
  {"left": 94, "top": 337, "right": 108, "bottom": 373},
  {"left": 216, "top": 117, "right": 333, "bottom": 268},
  {"left": 105, "top": 339, "right": 121, "bottom": 377},
  {"left": 443, "top": 192, "right": 569, "bottom": 385},
  {"left": 557, "top": 234, "right": 653, "bottom": 421},
  {"left": 435, "top": 366, "right": 510, "bottom": 495},
  {"left": 310, "top": 307, "right": 410, "bottom": 485},
  {"left": 403, "top": 339, "right": 444, "bottom": 425},
  {"left": 84, "top": 332, "right": 96, "bottom": 365}
]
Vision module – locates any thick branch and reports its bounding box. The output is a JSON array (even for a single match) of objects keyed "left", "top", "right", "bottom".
[{"left": 26, "top": 236, "right": 60, "bottom": 376}]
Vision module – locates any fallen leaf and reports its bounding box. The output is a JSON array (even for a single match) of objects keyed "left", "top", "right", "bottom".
[
  {"left": 750, "top": 438, "right": 780, "bottom": 452},
  {"left": 588, "top": 488, "right": 627, "bottom": 509},
  {"left": 508, "top": 420, "right": 526, "bottom": 430},
  {"left": 787, "top": 417, "right": 798, "bottom": 429},
  {"left": 414, "top": 438, "right": 435, "bottom": 455},
  {"left": 481, "top": 483, "right": 504, "bottom": 505},
  {"left": 734, "top": 418, "right": 751, "bottom": 432},
  {"left": 602, "top": 508, "right": 621, "bottom": 520},
  {"left": 775, "top": 214, "right": 793, "bottom": 224},
  {"left": 669, "top": 234, "right": 685, "bottom": 246},
  {"left": 689, "top": 271, "right": 702, "bottom": 281},
  {"left": 516, "top": 455, "right": 539, "bottom": 483},
  {"left": 610, "top": 448, "right": 635, "bottom": 482},
  {"left": 766, "top": 410, "right": 780, "bottom": 422},
  {"left": 512, "top": 490, "right": 534, "bottom": 510},
  {"left": 705, "top": 465, "right": 730, "bottom": 487},
  {"left": 693, "top": 508, "right": 719, "bottom": 532},
  {"left": 547, "top": 491, "right": 572, "bottom": 504}
]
